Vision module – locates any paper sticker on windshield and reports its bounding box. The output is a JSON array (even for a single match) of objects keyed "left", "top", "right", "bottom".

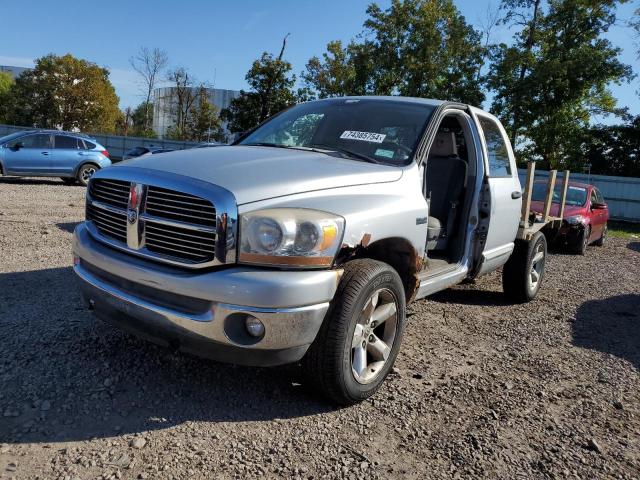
[
  {"left": 375, "top": 148, "right": 394, "bottom": 159},
  {"left": 340, "top": 131, "right": 386, "bottom": 143}
]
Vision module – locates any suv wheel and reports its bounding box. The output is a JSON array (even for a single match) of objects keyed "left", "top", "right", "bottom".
[
  {"left": 502, "top": 232, "right": 547, "bottom": 303},
  {"left": 303, "top": 259, "right": 406, "bottom": 405},
  {"left": 77, "top": 164, "right": 98, "bottom": 186}
]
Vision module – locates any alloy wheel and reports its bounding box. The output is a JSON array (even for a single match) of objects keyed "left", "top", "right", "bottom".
[
  {"left": 351, "top": 288, "right": 399, "bottom": 384},
  {"left": 529, "top": 243, "right": 545, "bottom": 292},
  {"left": 82, "top": 167, "right": 96, "bottom": 182}
]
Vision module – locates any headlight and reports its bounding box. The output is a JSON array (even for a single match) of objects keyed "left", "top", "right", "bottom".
[
  {"left": 565, "top": 215, "right": 585, "bottom": 225},
  {"left": 239, "top": 208, "right": 345, "bottom": 267}
]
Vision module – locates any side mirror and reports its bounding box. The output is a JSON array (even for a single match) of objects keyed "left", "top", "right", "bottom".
[
  {"left": 592, "top": 202, "right": 607, "bottom": 210},
  {"left": 12, "top": 142, "right": 24, "bottom": 151}
]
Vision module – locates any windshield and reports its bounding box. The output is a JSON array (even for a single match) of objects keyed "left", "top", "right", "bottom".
[
  {"left": 532, "top": 183, "right": 587, "bottom": 207},
  {"left": 0, "top": 132, "right": 26, "bottom": 145},
  {"left": 238, "top": 98, "right": 436, "bottom": 166}
]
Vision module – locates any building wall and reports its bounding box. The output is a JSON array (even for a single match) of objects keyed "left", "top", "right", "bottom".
[
  {"left": 518, "top": 169, "right": 640, "bottom": 222},
  {"left": 152, "top": 87, "right": 240, "bottom": 139}
]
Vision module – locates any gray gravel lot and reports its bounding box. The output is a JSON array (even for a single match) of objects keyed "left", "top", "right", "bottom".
[{"left": 1, "top": 177, "right": 639, "bottom": 480}]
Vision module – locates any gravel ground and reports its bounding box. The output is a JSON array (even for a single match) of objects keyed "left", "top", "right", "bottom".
[{"left": 1, "top": 177, "right": 639, "bottom": 480}]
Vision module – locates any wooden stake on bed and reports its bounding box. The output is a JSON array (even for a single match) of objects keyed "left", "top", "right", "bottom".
[
  {"left": 520, "top": 161, "right": 536, "bottom": 227},
  {"left": 558, "top": 170, "right": 570, "bottom": 221},
  {"left": 543, "top": 170, "right": 557, "bottom": 223}
]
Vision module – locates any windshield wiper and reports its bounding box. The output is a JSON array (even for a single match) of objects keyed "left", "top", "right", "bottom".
[
  {"left": 243, "top": 142, "right": 381, "bottom": 164},
  {"left": 309, "top": 144, "right": 381, "bottom": 164}
]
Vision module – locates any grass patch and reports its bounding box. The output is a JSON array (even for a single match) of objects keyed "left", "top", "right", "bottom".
[{"left": 609, "top": 220, "right": 640, "bottom": 239}]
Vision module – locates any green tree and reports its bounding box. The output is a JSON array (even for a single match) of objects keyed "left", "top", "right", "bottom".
[
  {"left": 5, "top": 54, "right": 120, "bottom": 132},
  {"left": 224, "top": 35, "right": 298, "bottom": 133},
  {"left": 303, "top": 40, "right": 376, "bottom": 98},
  {"left": 304, "top": 0, "right": 486, "bottom": 104},
  {"left": 488, "top": 0, "right": 632, "bottom": 169},
  {"left": 0, "top": 71, "right": 14, "bottom": 123},
  {"left": 130, "top": 101, "right": 157, "bottom": 137},
  {"left": 187, "top": 86, "right": 224, "bottom": 142},
  {"left": 580, "top": 116, "right": 640, "bottom": 177}
]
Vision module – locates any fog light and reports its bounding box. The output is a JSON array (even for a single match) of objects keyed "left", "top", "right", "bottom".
[{"left": 245, "top": 315, "right": 265, "bottom": 338}]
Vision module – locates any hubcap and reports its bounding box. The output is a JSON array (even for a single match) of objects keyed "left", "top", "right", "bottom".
[
  {"left": 351, "top": 288, "right": 398, "bottom": 384},
  {"left": 529, "top": 243, "right": 545, "bottom": 292},
  {"left": 82, "top": 167, "right": 96, "bottom": 181}
]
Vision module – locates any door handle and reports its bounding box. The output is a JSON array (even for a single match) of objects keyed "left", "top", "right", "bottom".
[
  {"left": 41, "top": 152, "right": 50, "bottom": 155},
  {"left": 511, "top": 191, "right": 522, "bottom": 199}
]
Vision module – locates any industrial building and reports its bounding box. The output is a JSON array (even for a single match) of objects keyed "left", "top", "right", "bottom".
[{"left": 152, "top": 87, "right": 241, "bottom": 139}]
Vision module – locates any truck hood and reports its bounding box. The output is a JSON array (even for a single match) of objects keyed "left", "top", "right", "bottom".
[{"left": 119, "top": 145, "right": 403, "bottom": 204}]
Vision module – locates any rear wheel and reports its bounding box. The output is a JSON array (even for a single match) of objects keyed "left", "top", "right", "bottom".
[
  {"left": 77, "top": 164, "right": 98, "bottom": 186},
  {"left": 303, "top": 259, "right": 406, "bottom": 405},
  {"left": 593, "top": 223, "right": 607, "bottom": 247},
  {"left": 502, "top": 232, "right": 547, "bottom": 303}
]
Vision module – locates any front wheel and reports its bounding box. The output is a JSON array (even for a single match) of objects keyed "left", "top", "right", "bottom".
[
  {"left": 593, "top": 223, "right": 607, "bottom": 247},
  {"left": 502, "top": 232, "right": 547, "bottom": 303},
  {"left": 77, "top": 164, "right": 98, "bottom": 186},
  {"left": 573, "top": 225, "right": 591, "bottom": 255},
  {"left": 303, "top": 259, "right": 406, "bottom": 405}
]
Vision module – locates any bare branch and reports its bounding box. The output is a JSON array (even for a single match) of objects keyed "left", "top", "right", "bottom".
[{"left": 129, "top": 47, "right": 169, "bottom": 129}]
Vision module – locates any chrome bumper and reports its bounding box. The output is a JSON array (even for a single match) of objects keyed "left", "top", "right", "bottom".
[{"left": 73, "top": 223, "right": 339, "bottom": 366}]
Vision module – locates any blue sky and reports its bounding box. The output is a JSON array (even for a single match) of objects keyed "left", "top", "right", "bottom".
[{"left": 1, "top": 0, "right": 638, "bottom": 119}]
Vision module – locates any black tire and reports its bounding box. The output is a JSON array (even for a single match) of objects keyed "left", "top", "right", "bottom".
[
  {"left": 593, "top": 223, "right": 607, "bottom": 247},
  {"left": 573, "top": 225, "right": 591, "bottom": 255},
  {"left": 77, "top": 164, "right": 99, "bottom": 186},
  {"left": 302, "top": 259, "right": 406, "bottom": 405},
  {"left": 502, "top": 232, "right": 547, "bottom": 303},
  {"left": 60, "top": 177, "right": 76, "bottom": 185}
]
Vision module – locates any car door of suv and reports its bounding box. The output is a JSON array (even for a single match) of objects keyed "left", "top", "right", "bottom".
[
  {"left": 3, "top": 133, "right": 53, "bottom": 175},
  {"left": 472, "top": 111, "right": 522, "bottom": 275},
  {"left": 52, "top": 135, "right": 82, "bottom": 175}
]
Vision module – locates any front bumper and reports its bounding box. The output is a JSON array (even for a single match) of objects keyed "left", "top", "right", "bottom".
[{"left": 73, "top": 223, "right": 340, "bottom": 366}]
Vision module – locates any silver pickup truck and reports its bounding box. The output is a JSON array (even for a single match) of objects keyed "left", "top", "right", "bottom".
[{"left": 73, "top": 96, "right": 548, "bottom": 405}]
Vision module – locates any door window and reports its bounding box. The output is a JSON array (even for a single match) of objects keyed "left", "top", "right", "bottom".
[
  {"left": 478, "top": 117, "right": 512, "bottom": 177},
  {"left": 82, "top": 140, "right": 96, "bottom": 150},
  {"left": 54, "top": 135, "right": 79, "bottom": 149},
  {"left": 20, "top": 134, "right": 52, "bottom": 149}
]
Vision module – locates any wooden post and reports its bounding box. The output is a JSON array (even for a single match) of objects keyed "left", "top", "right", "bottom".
[
  {"left": 558, "top": 170, "right": 570, "bottom": 220},
  {"left": 521, "top": 161, "right": 536, "bottom": 227},
  {"left": 543, "top": 170, "right": 557, "bottom": 222}
]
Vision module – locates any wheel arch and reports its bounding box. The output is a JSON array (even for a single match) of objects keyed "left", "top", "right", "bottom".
[{"left": 337, "top": 236, "right": 423, "bottom": 303}]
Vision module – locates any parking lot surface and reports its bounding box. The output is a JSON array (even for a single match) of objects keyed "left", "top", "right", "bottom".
[{"left": 1, "top": 177, "right": 639, "bottom": 479}]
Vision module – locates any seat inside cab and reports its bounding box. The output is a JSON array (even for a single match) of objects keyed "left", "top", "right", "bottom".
[{"left": 424, "top": 113, "right": 475, "bottom": 266}]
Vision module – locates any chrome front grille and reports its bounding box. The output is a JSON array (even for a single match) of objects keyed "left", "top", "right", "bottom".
[
  {"left": 145, "top": 222, "right": 216, "bottom": 262},
  {"left": 85, "top": 175, "right": 235, "bottom": 269},
  {"left": 88, "top": 179, "right": 130, "bottom": 209},
  {"left": 86, "top": 203, "right": 128, "bottom": 243},
  {"left": 145, "top": 186, "right": 216, "bottom": 227}
]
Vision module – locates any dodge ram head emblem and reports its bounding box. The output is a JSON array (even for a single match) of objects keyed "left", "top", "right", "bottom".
[{"left": 127, "top": 210, "right": 138, "bottom": 224}]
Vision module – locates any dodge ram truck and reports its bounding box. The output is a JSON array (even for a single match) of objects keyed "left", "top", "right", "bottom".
[{"left": 73, "top": 96, "right": 548, "bottom": 405}]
